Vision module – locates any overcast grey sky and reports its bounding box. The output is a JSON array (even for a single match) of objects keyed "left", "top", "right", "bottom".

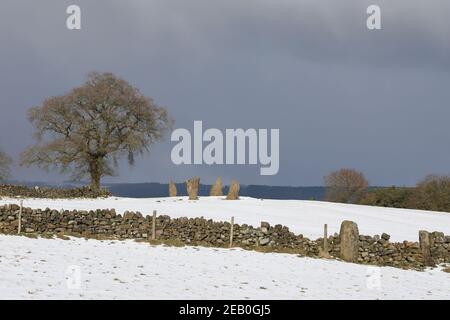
[{"left": 0, "top": 0, "right": 449, "bottom": 186}]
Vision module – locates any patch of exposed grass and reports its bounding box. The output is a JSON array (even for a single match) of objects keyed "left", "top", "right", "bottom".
[
  {"left": 253, "top": 245, "right": 305, "bottom": 255},
  {"left": 85, "top": 233, "right": 116, "bottom": 241},
  {"left": 40, "top": 233, "right": 54, "bottom": 239},
  {"left": 23, "top": 233, "right": 38, "bottom": 239},
  {"left": 56, "top": 233, "right": 71, "bottom": 240}
]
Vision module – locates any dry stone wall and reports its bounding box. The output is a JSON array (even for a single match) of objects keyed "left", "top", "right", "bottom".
[
  {"left": 0, "top": 184, "right": 111, "bottom": 199},
  {"left": 0, "top": 203, "right": 449, "bottom": 270}
]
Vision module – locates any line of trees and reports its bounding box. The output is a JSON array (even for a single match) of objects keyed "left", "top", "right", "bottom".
[
  {"left": 0, "top": 72, "right": 173, "bottom": 190},
  {"left": 324, "top": 168, "right": 450, "bottom": 213}
]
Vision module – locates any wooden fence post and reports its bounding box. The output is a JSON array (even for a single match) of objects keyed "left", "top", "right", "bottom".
[
  {"left": 229, "top": 216, "right": 234, "bottom": 248},
  {"left": 18, "top": 200, "right": 23, "bottom": 234},
  {"left": 152, "top": 210, "right": 157, "bottom": 240},
  {"left": 323, "top": 223, "right": 328, "bottom": 251}
]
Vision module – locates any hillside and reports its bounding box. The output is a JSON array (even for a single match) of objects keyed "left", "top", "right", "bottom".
[{"left": 1, "top": 196, "right": 450, "bottom": 242}]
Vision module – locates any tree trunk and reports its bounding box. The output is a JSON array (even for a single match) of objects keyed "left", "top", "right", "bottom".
[
  {"left": 90, "top": 173, "right": 101, "bottom": 191},
  {"left": 89, "top": 160, "right": 102, "bottom": 191}
]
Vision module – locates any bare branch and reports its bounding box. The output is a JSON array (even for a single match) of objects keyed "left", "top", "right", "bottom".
[{"left": 324, "top": 168, "right": 369, "bottom": 203}]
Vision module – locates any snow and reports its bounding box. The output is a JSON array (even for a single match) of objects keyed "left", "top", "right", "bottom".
[
  {"left": 1, "top": 196, "right": 450, "bottom": 242},
  {"left": 0, "top": 235, "right": 449, "bottom": 299},
  {"left": 1, "top": 196, "right": 450, "bottom": 299}
]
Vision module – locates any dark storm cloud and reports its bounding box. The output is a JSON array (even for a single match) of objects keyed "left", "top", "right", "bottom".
[{"left": 0, "top": 0, "right": 449, "bottom": 186}]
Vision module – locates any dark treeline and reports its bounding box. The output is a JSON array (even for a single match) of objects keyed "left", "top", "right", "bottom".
[
  {"left": 4, "top": 181, "right": 325, "bottom": 201},
  {"left": 4, "top": 178, "right": 450, "bottom": 213},
  {"left": 106, "top": 183, "right": 326, "bottom": 201}
]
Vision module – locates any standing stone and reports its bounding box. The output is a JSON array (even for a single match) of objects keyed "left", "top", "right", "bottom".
[
  {"left": 226, "top": 180, "right": 240, "bottom": 200},
  {"left": 339, "top": 220, "right": 359, "bottom": 262},
  {"left": 210, "top": 177, "right": 223, "bottom": 196},
  {"left": 169, "top": 180, "right": 177, "bottom": 197},
  {"left": 186, "top": 177, "right": 200, "bottom": 200},
  {"left": 419, "top": 230, "right": 434, "bottom": 266}
]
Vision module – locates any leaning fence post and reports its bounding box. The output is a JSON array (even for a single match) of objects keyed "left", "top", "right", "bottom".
[
  {"left": 18, "top": 200, "right": 23, "bottom": 234},
  {"left": 323, "top": 223, "right": 328, "bottom": 251},
  {"left": 151, "top": 210, "right": 157, "bottom": 240},
  {"left": 229, "top": 216, "right": 234, "bottom": 248}
]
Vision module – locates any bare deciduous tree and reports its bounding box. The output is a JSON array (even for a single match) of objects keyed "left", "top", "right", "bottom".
[
  {"left": 409, "top": 174, "right": 450, "bottom": 212},
  {"left": 0, "top": 150, "right": 12, "bottom": 182},
  {"left": 324, "top": 168, "right": 369, "bottom": 203},
  {"left": 21, "top": 72, "right": 173, "bottom": 190}
]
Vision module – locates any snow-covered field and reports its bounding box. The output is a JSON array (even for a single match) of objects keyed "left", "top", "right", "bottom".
[
  {"left": 1, "top": 196, "right": 450, "bottom": 299},
  {"left": 1, "top": 196, "right": 450, "bottom": 241},
  {"left": 0, "top": 234, "right": 449, "bottom": 300}
]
